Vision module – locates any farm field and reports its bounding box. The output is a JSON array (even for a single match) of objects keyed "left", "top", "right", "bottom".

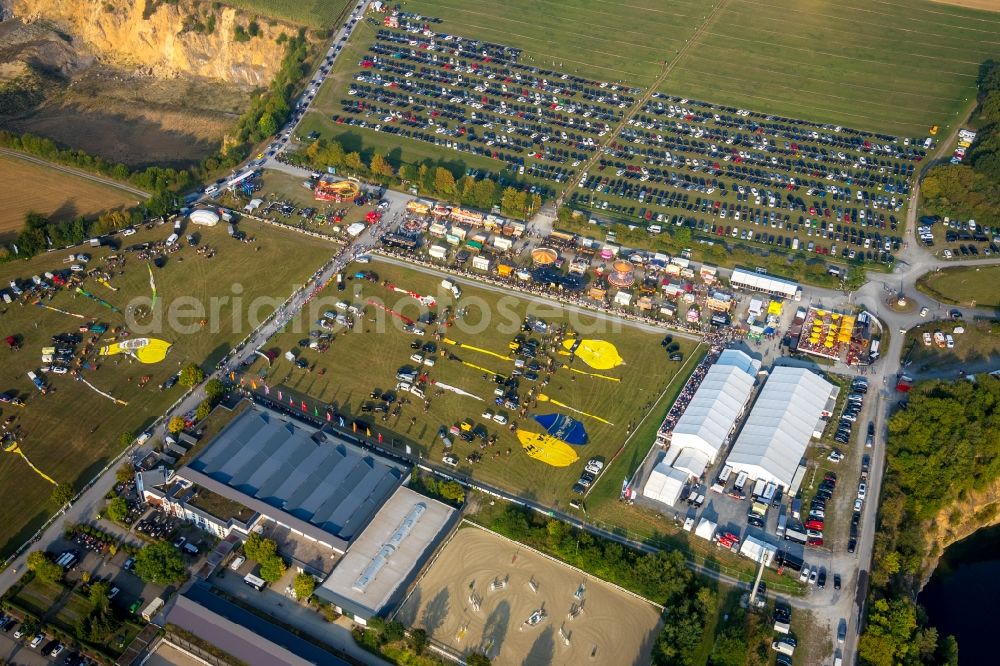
[
  {"left": 0, "top": 221, "right": 333, "bottom": 556},
  {"left": 248, "top": 258, "right": 696, "bottom": 506},
  {"left": 0, "top": 153, "right": 142, "bottom": 241},
  {"left": 403, "top": 0, "right": 999, "bottom": 135},
  {"left": 916, "top": 265, "right": 1000, "bottom": 307},
  {"left": 395, "top": 526, "right": 663, "bottom": 666},
  {"left": 221, "top": 0, "right": 354, "bottom": 28}
]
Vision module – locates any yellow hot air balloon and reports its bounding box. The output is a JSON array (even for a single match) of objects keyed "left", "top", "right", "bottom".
[
  {"left": 516, "top": 430, "right": 579, "bottom": 467},
  {"left": 561, "top": 339, "right": 623, "bottom": 370},
  {"left": 100, "top": 337, "right": 172, "bottom": 364}
]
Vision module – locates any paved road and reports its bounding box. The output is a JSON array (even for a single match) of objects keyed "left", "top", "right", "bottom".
[{"left": 0, "top": 148, "right": 149, "bottom": 199}]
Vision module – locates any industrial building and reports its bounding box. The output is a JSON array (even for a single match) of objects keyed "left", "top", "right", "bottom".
[
  {"left": 315, "top": 486, "right": 457, "bottom": 623},
  {"left": 724, "top": 367, "right": 835, "bottom": 487}
]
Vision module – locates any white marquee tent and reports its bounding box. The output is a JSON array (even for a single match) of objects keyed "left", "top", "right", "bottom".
[
  {"left": 739, "top": 535, "right": 777, "bottom": 566},
  {"left": 642, "top": 462, "right": 689, "bottom": 507},
  {"left": 695, "top": 518, "right": 717, "bottom": 542},
  {"left": 725, "top": 367, "right": 834, "bottom": 487},
  {"left": 730, "top": 267, "right": 799, "bottom": 299},
  {"left": 669, "top": 350, "right": 758, "bottom": 463},
  {"left": 671, "top": 447, "right": 710, "bottom": 480}
]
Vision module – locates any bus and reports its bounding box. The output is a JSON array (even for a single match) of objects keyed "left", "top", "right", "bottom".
[{"left": 243, "top": 573, "right": 266, "bottom": 591}]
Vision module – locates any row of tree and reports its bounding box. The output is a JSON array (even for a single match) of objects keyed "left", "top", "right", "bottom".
[
  {"left": 856, "top": 378, "right": 1000, "bottom": 665},
  {"left": 293, "top": 137, "right": 542, "bottom": 220},
  {"left": 922, "top": 60, "right": 1000, "bottom": 225},
  {"left": 488, "top": 505, "right": 713, "bottom": 665}
]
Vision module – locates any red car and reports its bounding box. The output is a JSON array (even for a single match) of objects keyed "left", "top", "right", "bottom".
[
  {"left": 807, "top": 537, "right": 824, "bottom": 547},
  {"left": 805, "top": 520, "right": 824, "bottom": 531}
]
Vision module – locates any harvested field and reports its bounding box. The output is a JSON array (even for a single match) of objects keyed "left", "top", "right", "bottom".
[
  {"left": 396, "top": 527, "right": 663, "bottom": 666},
  {"left": 222, "top": 0, "right": 354, "bottom": 29},
  {"left": 0, "top": 153, "right": 140, "bottom": 240},
  {"left": 932, "top": 0, "right": 1000, "bottom": 10}
]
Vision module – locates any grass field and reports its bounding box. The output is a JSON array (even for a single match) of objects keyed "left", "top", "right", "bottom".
[
  {"left": 0, "top": 222, "right": 333, "bottom": 556},
  {"left": 395, "top": 0, "right": 1000, "bottom": 134},
  {"left": 904, "top": 319, "right": 1000, "bottom": 372},
  {"left": 221, "top": 0, "right": 353, "bottom": 28},
  {"left": 916, "top": 265, "right": 1000, "bottom": 308},
  {"left": 249, "top": 258, "right": 696, "bottom": 505},
  {"left": 0, "top": 154, "right": 141, "bottom": 241}
]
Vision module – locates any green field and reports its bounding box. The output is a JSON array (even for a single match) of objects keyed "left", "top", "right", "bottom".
[
  {"left": 221, "top": 0, "right": 353, "bottom": 29},
  {"left": 396, "top": 0, "right": 1000, "bottom": 134},
  {"left": 917, "top": 265, "right": 1000, "bottom": 307},
  {"left": 248, "top": 258, "right": 696, "bottom": 505},
  {"left": 0, "top": 222, "right": 334, "bottom": 556}
]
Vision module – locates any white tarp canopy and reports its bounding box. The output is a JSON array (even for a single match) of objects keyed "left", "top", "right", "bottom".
[
  {"left": 725, "top": 367, "right": 835, "bottom": 487},
  {"left": 670, "top": 350, "right": 758, "bottom": 462},
  {"left": 670, "top": 447, "right": 710, "bottom": 480},
  {"left": 739, "top": 535, "right": 777, "bottom": 566},
  {"left": 614, "top": 291, "right": 632, "bottom": 306},
  {"left": 642, "top": 462, "right": 689, "bottom": 506},
  {"left": 730, "top": 268, "right": 799, "bottom": 299},
  {"left": 695, "top": 518, "right": 716, "bottom": 541},
  {"left": 189, "top": 209, "right": 220, "bottom": 226}
]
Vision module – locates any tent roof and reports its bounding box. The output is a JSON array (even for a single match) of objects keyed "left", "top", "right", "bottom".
[
  {"left": 671, "top": 447, "right": 710, "bottom": 479},
  {"left": 671, "top": 353, "right": 757, "bottom": 461},
  {"left": 642, "top": 462, "right": 688, "bottom": 506},
  {"left": 695, "top": 518, "right": 717, "bottom": 541},
  {"left": 725, "top": 367, "right": 834, "bottom": 487},
  {"left": 731, "top": 268, "right": 799, "bottom": 298}
]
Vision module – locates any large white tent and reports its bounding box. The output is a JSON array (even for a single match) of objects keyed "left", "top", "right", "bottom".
[
  {"left": 642, "top": 462, "right": 689, "bottom": 507},
  {"left": 695, "top": 518, "right": 717, "bottom": 541},
  {"left": 730, "top": 267, "right": 800, "bottom": 300},
  {"left": 669, "top": 349, "right": 759, "bottom": 463},
  {"left": 725, "top": 367, "right": 834, "bottom": 487}
]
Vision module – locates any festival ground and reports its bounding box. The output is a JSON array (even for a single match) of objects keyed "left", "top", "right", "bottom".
[
  {"left": 0, "top": 220, "right": 333, "bottom": 555},
  {"left": 396, "top": 526, "right": 663, "bottom": 666},
  {"left": 244, "top": 259, "right": 697, "bottom": 505}
]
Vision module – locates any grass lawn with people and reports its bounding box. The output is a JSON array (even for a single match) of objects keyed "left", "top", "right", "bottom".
[
  {"left": 0, "top": 221, "right": 332, "bottom": 556},
  {"left": 247, "top": 258, "right": 697, "bottom": 505}
]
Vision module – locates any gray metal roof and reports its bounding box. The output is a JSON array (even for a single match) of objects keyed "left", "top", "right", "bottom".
[
  {"left": 168, "top": 582, "right": 351, "bottom": 666},
  {"left": 184, "top": 407, "right": 407, "bottom": 549},
  {"left": 316, "top": 487, "right": 457, "bottom": 620}
]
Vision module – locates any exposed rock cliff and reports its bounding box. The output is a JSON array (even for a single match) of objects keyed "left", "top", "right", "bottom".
[
  {"left": 9, "top": 0, "right": 294, "bottom": 86},
  {"left": 921, "top": 479, "right": 1000, "bottom": 585}
]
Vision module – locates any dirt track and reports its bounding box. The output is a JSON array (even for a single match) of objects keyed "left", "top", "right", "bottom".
[{"left": 396, "top": 527, "right": 663, "bottom": 666}]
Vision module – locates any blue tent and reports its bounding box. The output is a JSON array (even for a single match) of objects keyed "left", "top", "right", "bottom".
[{"left": 533, "top": 413, "right": 589, "bottom": 445}]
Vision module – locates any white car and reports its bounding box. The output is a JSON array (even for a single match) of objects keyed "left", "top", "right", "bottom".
[
  {"left": 493, "top": 413, "right": 508, "bottom": 425},
  {"left": 51, "top": 366, "right": 68, "bottom": 375},
  {"left": 857, "top": 483, "right": 867, "bottom": 500},
  {"left": 799, "top": 566, "right": 810, "bottom": 582},
  {"left": 854, "top": 498, "right": 864, "bottom": 512},
  {"left": 945, "top": 334, "right": 955, "bottom": 349},
  {"left": 108, "top": 586, "right": 120, "bottom": 599},
  {"left": 442, "top": 453, "right": 459, "bottom": 467},
  {"left": 943, "top": 249, "right": 953, "bottom": 258},
  {"left": 30, "top": 634, "right": 44, "bottom": 649},
  {"left": 121, "top": 227, "right": 136, "bottom": 237},
  {"left": 919, "top": 307, "right": 928, "bottom": 317}
]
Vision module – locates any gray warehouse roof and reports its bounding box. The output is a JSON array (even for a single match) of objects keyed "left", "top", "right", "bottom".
[
  {"left": 168, "top": 582, "right": 351, "bottom": 666},
  {"left": 184, "top": 407, "right": 407, "bottom": 549},
  {"left": 316, "top": 486, "right": 457, "bottom": 620}
]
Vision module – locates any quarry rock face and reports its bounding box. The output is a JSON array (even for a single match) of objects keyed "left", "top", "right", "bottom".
[{"left": 10, "top": 0, "right": 293, "bottom": 86}]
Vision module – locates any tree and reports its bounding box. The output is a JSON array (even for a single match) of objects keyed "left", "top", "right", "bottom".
[
  {"left": 167, "top": 416, "right": 186, "bottom": 434},
  {"left": 195, "top": 400, "right": 212, "bottom": 422},
  {"left": 437, "top": 480, "right": 465, "bottom": 504},
  {"left": 408, "top": 628, "right": 427, "bottom": 655},
  {"left": 179, "top": 364, "right": 205, "bottom": 388},
  {"left": 204, "top": 378, "right": 225, "bottom": 404},
  {"left": 258, "top": 112, "right": 278, "bottom": 138},
  {"left": 243, "top": 532, "right": 278, "bottom": 562},
  {"left": 370, "top": 153, "right": 394, "bottom": 179},
  {"left": 344, "top": 151, "right": 365, "bottom": 174},
  {"left": 399, "top": 164, "right": 419, "bottom": 183},
  {"left": 106, "top": 496, "right": 129, "bottom": 524},
  {"left": 50, "top": 484, "right": 74, "bottom": 508},
  {"left": 26, "top": 551, "right": 63, "bottom": 583},
  {"left": 119, "top": 431, "right": 134, "bottom": 448},
  {"left": 134, "top": 541, "right": 188, "bottom": 585},
  {"left": 259, "top": 555, "right": 287, "bottom": 583},
  {"left": 293, "top": 573, "right": 316, "bottom": 601},
  {"left": 466, "top": 653, "right": 492, "bottom": 666},
  {"left": 433, "top": 167, "right": 457, "bottom": 198}
]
